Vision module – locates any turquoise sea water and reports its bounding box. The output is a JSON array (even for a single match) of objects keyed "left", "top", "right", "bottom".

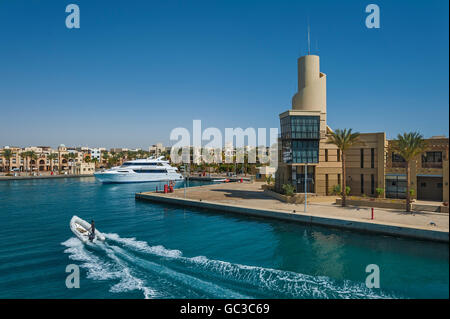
[{"left": 0, "top": 177, "right": 448, "bottom": 299}]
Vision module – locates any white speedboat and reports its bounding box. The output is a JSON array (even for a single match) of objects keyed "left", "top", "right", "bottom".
[
  {"left": 70, "top": 215, "right": 105, "bottom": 244},
  {"left": 94, "top": 156, "right": 184, "bottom": 183}
]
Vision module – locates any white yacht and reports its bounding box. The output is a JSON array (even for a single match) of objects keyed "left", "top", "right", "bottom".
[{"left": 94, "top": 156, "right": 184, "bottom": 183}]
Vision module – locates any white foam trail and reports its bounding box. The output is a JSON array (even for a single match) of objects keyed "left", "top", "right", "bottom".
[
  {"left": 104, "top": 233, "right": 182, "bottom": 258},
  {"left": 98, "top": 242, "right": 156, "bottom": 299},
  {"left": 62, "top": 238, "right": 118, "bottom": 281},
  {"left": 104, "top": 233, "right": 398, "bottom": 299},
  {"left": 107, "top": 243, "right": 248, "bottom": 298},
  {"left": 189, "top": 256, "right": 395, "bottom": 299},
  {"left": 61, "top": 238, "right": 157, "bottom": 299}
]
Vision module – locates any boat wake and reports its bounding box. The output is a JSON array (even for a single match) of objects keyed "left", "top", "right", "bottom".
[
  {"left": 62, "top": 233, "right": 398, "bottom": 299},
  {"left": 61, "top": 238, "right": 156, "bottom": 299}
]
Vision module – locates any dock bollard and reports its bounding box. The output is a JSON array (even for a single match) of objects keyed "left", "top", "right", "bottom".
[{"left": 371, "top": 207, "right": 374, "bottom": 220}]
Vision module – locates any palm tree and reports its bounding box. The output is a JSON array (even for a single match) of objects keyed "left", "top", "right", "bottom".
[
  {"left": 162, "top": 150, "right": 171, "bottom": 162},
  {"left": 21, "top": 151, "right": 29, "bottom": 174},
  {"left": 91, "top": 157, "right": 99, "bottom": 169},
  {"left": 1, "top": 149, "right": 14, "bottom": 174},
  {"left": 101, "top": 151, "right": 109, "bottom": 167},
  {"left": 47, "top": 153, "right": 58, "bottom": 172},
  {"left": 29, "top": 151, "right": 37, "bottom": 175},
  {"left": 137, "top": 150, "right": 146, "bottom": 159},
  {"left": 84, "top": 155, "right": 91, "bottom": 163},
  {"left": 22, "top": 151, "right": 31, "bottom": 172},
  {"left": 390, "top": 132, "right": 426, "bottom": 212},
  {"left": 326, "top": 128, "right": 361, "bottom": 207},
  {"left": 117, "top": 152, "right": 125, "bottom": 165},
  {"left": 107, "top": 155, "right": 119, "bottom": 168},
  {"left": 127, "top": 151, "right": 137, "bottom": 160}
]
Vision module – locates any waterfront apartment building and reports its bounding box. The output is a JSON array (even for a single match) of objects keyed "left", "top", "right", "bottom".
[
  {"left": 275, "top": 54, "right": 449, "bottom": 202},
  {"left": 0, "top": 144, "right": 95, "bottom": 174},
  {"left": 88, "top": 148, "right": 107, "bottom": 161},
  {"left": 110, "top": 148, "right": 129, "bottom": 153},
  {"left": 149, "top": 143, "right": 165, "bottom": 156}
]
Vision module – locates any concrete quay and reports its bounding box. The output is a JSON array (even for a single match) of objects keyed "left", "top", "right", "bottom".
[{"left": 136, "top": 182, "right": 449, "bottom": 243}]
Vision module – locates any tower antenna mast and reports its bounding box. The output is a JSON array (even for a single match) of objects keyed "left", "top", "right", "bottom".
[{"left": 307, "top": 20, "right": 311, "bottom": 55}]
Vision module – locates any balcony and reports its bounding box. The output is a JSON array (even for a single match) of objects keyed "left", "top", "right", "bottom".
[{"left": 422, "top": 162, "right": 442, "bottom": 169}]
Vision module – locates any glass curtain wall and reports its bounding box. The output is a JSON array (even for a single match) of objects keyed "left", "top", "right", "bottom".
[{"left": 280, "top": 115, "right": 320, "bottom": 164}]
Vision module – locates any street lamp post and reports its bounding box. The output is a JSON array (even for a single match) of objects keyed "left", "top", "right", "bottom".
[
  {"left": 181, "top": 165, "right": 187, "bottom": 199},
  {"left": 184, "top": 171, "right": 186, "bottom": 199},
  {"left": 182, "top": 163, "right": 190, "bottom": 199},
  {"left": 304, "top": 163, "right": 307, "bottom": 213}
]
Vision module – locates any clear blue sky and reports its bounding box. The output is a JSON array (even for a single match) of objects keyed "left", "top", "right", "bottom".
[{"left": 0, "top": 0, "right": 448, "bottom": 149}]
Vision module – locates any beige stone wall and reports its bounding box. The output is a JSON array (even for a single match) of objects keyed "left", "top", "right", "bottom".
[
  {"left": 74, "top": 162, "right": 95, "bottom": 175},
  {"left": 386, "top": 137, "right": 448, "bottom": 202},
  {"left": 443, "top": 162, "right": 449, "bottom": 202},
  {"left": 345, "top": 133, "right": 386, "bottom": 196},
  {"left": 275, "top": 163, "right": 290, "bottom": 193},
  {"left": 314, "top": 133, "right": 384, "bottom": 197},
  {"left": 265, "top": 133, "right": 448, "bottom": 201},
  {"left": 275, "top": 132, "right": 385, "bottom": 197},
  {"left": 315, "top": 139, "right": 342, "bottom": 195}
]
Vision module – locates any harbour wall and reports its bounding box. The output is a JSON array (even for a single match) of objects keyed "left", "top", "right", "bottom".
[{"left": 135, "top": 192, "right": 449, "bottom": 243}]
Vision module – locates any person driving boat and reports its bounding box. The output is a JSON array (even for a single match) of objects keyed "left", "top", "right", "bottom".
[{"left": 88, "top": 220, "right": 96, "bottom": 242}]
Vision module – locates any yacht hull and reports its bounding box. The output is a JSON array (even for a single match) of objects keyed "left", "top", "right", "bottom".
[{"left": 94, "top": 172, "right": 184, "bottom": 183}]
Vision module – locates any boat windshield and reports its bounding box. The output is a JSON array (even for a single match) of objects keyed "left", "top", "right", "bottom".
[
  {"left": 122, "top": 162, "right": 157, "bottom": 166},
  {"left": 132, "top": 169, "right": 167, "bottom": 173}
]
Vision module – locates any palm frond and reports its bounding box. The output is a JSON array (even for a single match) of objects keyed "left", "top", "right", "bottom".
[
  {"left": 391, "top": 132, "right": 426, "bottom": 161},
  {"left": 326, "top": 128, "right": 361, "bottom": 151}
]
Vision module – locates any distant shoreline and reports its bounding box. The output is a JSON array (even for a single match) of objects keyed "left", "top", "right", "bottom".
[{"left": 0, "top": 174, "right": 94, "bottom": 181}]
